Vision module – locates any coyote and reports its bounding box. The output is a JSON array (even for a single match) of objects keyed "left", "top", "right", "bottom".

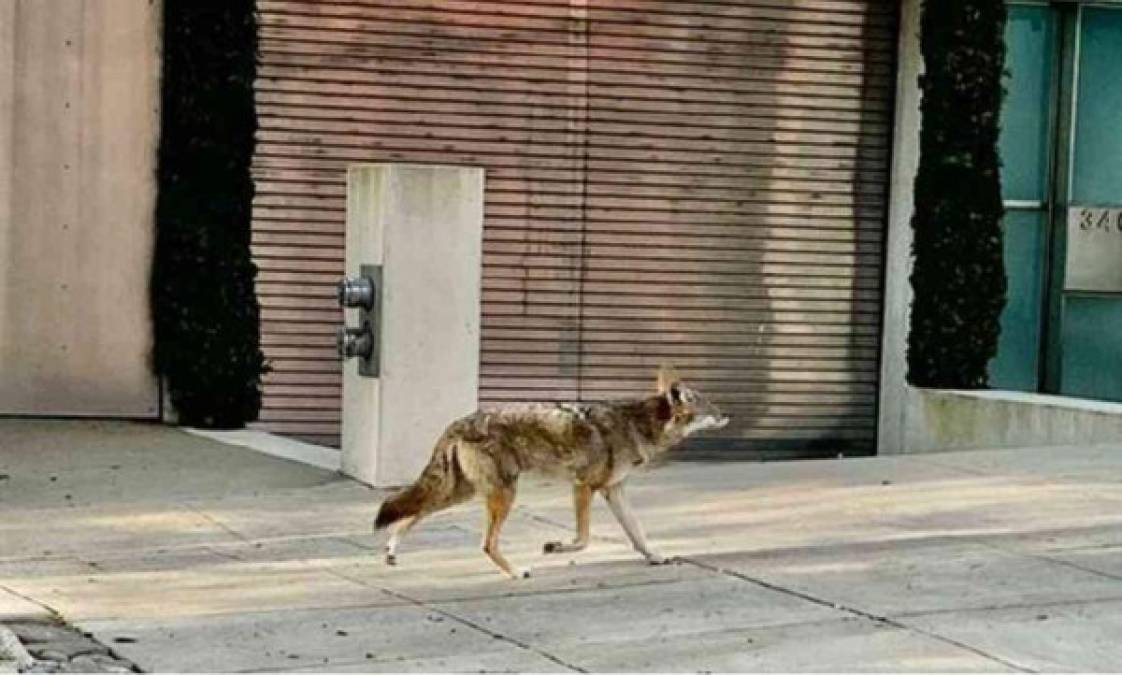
[{"left": 373, "top": 366, "right": 729, "bottom": 579}]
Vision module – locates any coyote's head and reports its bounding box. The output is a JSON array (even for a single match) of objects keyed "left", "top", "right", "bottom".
[{"left": 656, "top": 366, "right": 729, "bottom": 438}]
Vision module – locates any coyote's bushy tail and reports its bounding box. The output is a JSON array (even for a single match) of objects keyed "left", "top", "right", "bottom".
[{"left": 374, "top": 433, "right": 472, "bottom": 529}]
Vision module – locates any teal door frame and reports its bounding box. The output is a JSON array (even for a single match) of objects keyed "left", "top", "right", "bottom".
[
  {"left": 1000, "top": 1, "right": 1122, "bottom": 398},
  {"left": 1041, "top": 0, "right": 1078, "bottom": 394},
  {"left": 993, "top": 0, "right": 1065, "bottom": 391}
]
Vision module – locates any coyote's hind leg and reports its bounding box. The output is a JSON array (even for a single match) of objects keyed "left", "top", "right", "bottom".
[
  {"left": 384, "top": 515, "right": 419, "bottom": 566},
  {"left": 482, "top": 486, "right": 529, "bottom": 579}
]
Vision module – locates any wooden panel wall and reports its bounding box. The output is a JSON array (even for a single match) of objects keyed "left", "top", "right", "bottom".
[{"left": 252, "top": 0, "right": 896, "bottom": 454}]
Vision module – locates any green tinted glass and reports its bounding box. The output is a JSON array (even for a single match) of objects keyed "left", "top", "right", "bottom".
[
  {"left": 990, "top": 210, "right": 1045, "bottom": 390},
  {"left": 990, "top": 3, "right": 1054, "bottom": 391},
  {"left": 1072, "top": 7, "right": 1122, "bottom": 203},
  {"left": 1000, "top": 5, "right": 1055, "bottom": 201},
  {"left": 1061, "top": 296, "right": 1122, "bottom": 400}
]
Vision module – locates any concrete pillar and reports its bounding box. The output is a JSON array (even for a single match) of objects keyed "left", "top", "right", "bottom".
[
  {"left": 877, "top": 0, "right": 922, "bottom": 455},
  {"left": 341, "top": 164, "right": 484, "bottom": 487}
]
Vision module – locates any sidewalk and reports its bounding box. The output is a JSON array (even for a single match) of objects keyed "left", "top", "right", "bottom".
[{"left": 2, "top": 420, "right": 1121, "bottom": 672}]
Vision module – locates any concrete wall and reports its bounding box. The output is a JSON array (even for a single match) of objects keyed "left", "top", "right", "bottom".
[
  {"left": 902, "top": 388, "right": 1122, "bottom": 453},
  {"left": 0, "top": 1, "right": 160, "bottom": 416},
  {"left": 877, "top": 0, "right": 921, "bottom": 454}
]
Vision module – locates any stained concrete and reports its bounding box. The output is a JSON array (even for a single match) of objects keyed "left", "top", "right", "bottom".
[
  {"left": 2, "top": 419, "right": 1122, "bottom": 671},
  {"left": 902, "top": 389, "right": 1122, "bottom": 454},
  {"left": 901, "top": 599, "right": 1122, "bottom": 672}
]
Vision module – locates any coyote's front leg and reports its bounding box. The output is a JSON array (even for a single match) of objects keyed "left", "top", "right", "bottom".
[
  {"left": 543, "top": 483, "right": 592, "bottom": 554},
  {"left": 603, "top": 482, "right": 669, "bottom": 565}
]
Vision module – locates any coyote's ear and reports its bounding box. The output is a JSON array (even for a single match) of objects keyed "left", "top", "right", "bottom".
[{"left": 656, "top": 364, "right": 680, "bottom": 396}]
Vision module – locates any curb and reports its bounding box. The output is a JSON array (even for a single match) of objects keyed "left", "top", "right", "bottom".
[{"left": 0, "top": 625, "right": 34, "bottom": 673}]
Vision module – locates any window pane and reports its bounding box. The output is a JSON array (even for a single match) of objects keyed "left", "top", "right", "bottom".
[
  {"left": 1072, "top": 7, "right": 1122, "bottom": 204},
  {"left": 989, "top": 210, "right": 1045, "bottom": 390},
  {"left": 1000, "top": 5, "right": 1055, "bottom": 202},
  {"left": 1061, "top": 296, "right": 1122, "bottom": 401}
]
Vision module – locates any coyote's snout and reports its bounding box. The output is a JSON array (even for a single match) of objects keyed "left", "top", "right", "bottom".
[{"left": 374, "top": 366, "right": 728, "bottom": 578}]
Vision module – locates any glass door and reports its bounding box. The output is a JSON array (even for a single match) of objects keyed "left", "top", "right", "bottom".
[
  {"left": 1054, "top": 5, "right": 1122, "bottom": 400},
  {"left": 990, "top": 3, "right": 1057, "bottom": 391},
  {"left": 992, "top": 2, "right": 1122, "bottom": 402}
]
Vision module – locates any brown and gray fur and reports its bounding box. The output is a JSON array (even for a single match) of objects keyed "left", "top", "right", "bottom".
[{"left": 374, "top": 366, "right": 728, "bottom": 579}]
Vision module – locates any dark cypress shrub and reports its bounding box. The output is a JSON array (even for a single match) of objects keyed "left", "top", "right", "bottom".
[
  {"left": 151, "top": 0, "right": 266, "bottom": 428},
  {"left": 907, "top": 0, "right": 1008, "bottom": 388}
]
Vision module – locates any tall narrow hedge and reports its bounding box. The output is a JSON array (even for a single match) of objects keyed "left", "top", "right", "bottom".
[
  {"left": 151, "top": 0, "right": 266, "bottom": 428},
  {"left": 907, "top": 0, "right": 1008, "bottom": 388}
]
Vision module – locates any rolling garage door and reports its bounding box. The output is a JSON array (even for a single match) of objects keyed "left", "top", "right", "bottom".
[{"left": 251, "top": 0, "right": 896, "bottom": 456}]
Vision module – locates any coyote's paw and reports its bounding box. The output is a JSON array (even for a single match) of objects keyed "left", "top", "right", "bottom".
[
  {"left": 644, "top": 552, "right": 672, "bottom": 566},
  {"left": 512, "top": 567, "right": 532, "bottom": 580},
  {"left": 385, "top": 553, "right": 397, "bottom": 566},
  {"left": 543, "top": 540, "right": 587, "bottom": 554}
]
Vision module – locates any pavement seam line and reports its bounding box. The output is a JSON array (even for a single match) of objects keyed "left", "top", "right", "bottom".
[
  {"left": 182, "top": 504, "right": 254, "bottom": 544},
  {"left": 973, "top": 539, "right": 1122, "bottom": 584},
  {"left": 321, "top": 569, "right": 587, "bottom": 672},
  {"left": 680, "top": 558, "right": 1036, "bottom": 673},
  {"left": 0, "top": 583, "right": 64, "bottom": 621},
  {"left": 894, "top": 593, "right": 1122, "bottom": 620},
  {"left": 1033, "top": 555, "right": 1122, "bottom": 582},
  {"left": 409, "top": 576, "right": 686, "bottom": 606}
]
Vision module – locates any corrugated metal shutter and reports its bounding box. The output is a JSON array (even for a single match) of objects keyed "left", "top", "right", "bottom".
[
  {"left": 575, "top": 1, "right": 896, "bottom": 457},
  {"left": 251, "top": 0, "right": 896, "bottom": 455}
]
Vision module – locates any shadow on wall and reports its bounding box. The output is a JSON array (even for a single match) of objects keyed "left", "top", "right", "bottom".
[{"left": 842, "top": 0, "right": 899, "bottom": 457}]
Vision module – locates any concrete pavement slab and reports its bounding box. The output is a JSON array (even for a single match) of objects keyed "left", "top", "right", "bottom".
[
  {"left": 74, "top": 648, "right": 532, "bottom": 674},
  {"left": 0, "top": 586, "right": 52, "bottom": 622},
  {"left": 995, "top": 521, "right": 1122, "bottom": 555},
  {"left": 532, "top": 462, "right": 997, "bottom": 562},
  {"left": 430, "top": 574, "right": 845, "bottom": 649},
  {"left": 1042, "top": 543, "right": 1122, "bottom": 579},
  {"left": 0, "top": 503, "right": 245, "bottom": 560},
  {"left": 900, "top": 598, "right": 1122, "bottom": 671},
  {"left": 79, "top": 603, "right": 569, "bottom": 673},
  {"left": 562, "top": 616, "right": 1017, "bottom": 672},
  {"left": 5, "top": 557, "right": 401, "bottom": 622},
  {"left": 915, "top": 444, "right": 1122, "bottom": 484},
  {"left": 871, "top": 479, "right": 1122, "bottom": 542},
  {"left": 6, "top": 419, "right": 1122, "bottom": 672},
  {"left": 637, "top": 452, "right": 981, "bottom": 490},
  {"left": 0, "top": 420, "right": 341, "bottom": 510},
  {"left": 280, "top": 649, "right": 570, "bottom": 673},
  {"left": 328, "top": 507, "right": 725, "bottom": 603},
  {"left": 698, "top": 538, "right": 1122, "bottom": 619},
  {"left": 183, "top": 482, "right": 383, "bottom": 542},
  {"left": 336, "top": 552, "right": 715, "bottom": 605}
]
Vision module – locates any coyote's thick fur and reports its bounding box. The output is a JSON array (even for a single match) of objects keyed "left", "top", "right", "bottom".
[{"left": 374, "top": 366, "right": 729, "bottom": 578}]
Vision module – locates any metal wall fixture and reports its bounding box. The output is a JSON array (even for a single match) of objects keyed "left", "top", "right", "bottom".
[{"left": 336, "top": 264, "right": 382, "bottom": 377}]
